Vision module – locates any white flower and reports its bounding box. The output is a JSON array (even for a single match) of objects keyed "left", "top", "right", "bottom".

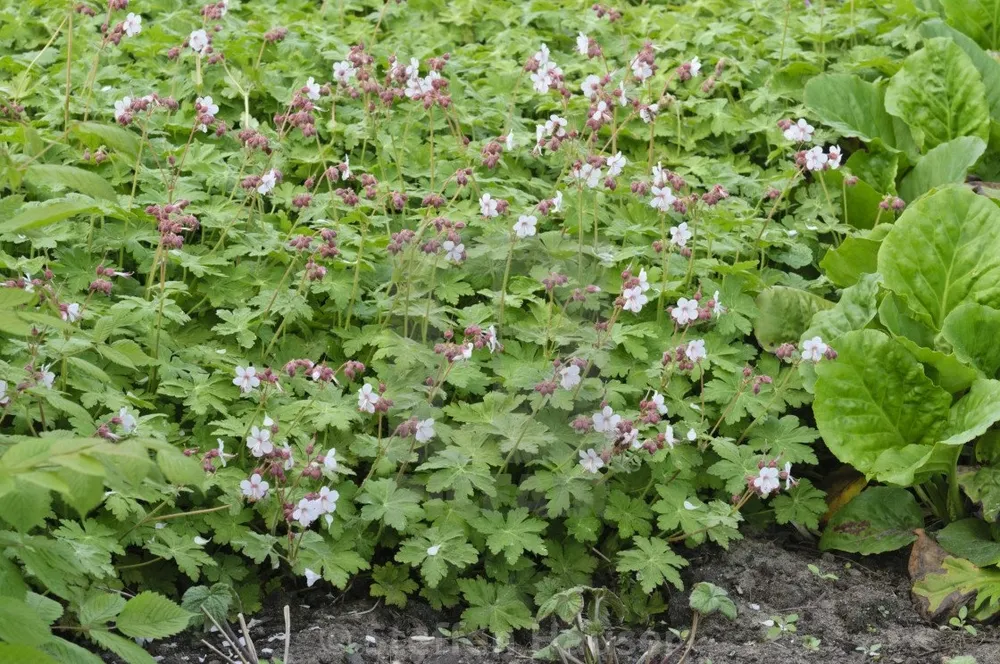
[
  {"left": 443, "top": 240, "right": 464, "bottom": 263},
  {"left": 404, "top": 57, "right": 420, "bottom": 79},
  {"left": 559, "top": 365, "right": 581, "bottom": 390},
  {"left": 341, "top": 155, "right": 352, "bottom": 180},
  {"left": 427, "top": 544, "right": 441, "bottom": 556},
  {"left": 690, "top": 57, "right": 702, "bottom": 76},
  {"left": 193, "top": 536, "right": 211, "bottom": 546},
  {"left": 0, "top": 380, "right": 9, "bottom": 407},
  {"left": 581, "top": 74, "right": 601, "bottom": 99},
  {"left": 189, "top": 29, "right": 210, "bottom": 55},
  {"left": 304, "top": 568, "right": 321, "bottom": 587},
  {"left": 753, "top": 466, "right": 781, "bottom": 497},
  {"left": 62, "top": 302, "right": 82, "bottom": 323},
  {"left": 358, "top": 383, "right": 379, "bottom": 413},
  {"left": 333, "top": 61, "right": 356, "bottom": 84},
  {"left": 804, "top": 146, "right": 828, "bottom": 172},
  {"left": 282, "top": 443, "right": 295, "bottom": 471},
  {"left": 652, "top": 162, "right": 669, "bottom": 187},
  {"left": 574, "top": 163, "right": 602, "bottom": 189},
  {"left": 292, "top": 497, "right": 322, "bottom": 527},
  {"left": 624, "top": 429, "right": 640, "bottom": 449},
  {"left": 257, "top": 169, "right": 278, "bottom": 195},
  {"left": 606, "top": 152, "right": 626, "bottom": 177},
  {"left": 233, "top": 365, "right": 260, "bottom": 393},
  {"left": 579, "top": 448, "right": 605, "bottom": 474},
  {"left": 631, "top": 59, "right": 653, "bottom": 81},
  {"left": 651, "top": 392, "right": 667, "bottom": 415},
  {"left": 415, "top": 418, "right": 436, "bottom": 443},
  {"left": 783, "top": 462, "right": 797, "bottom": 490},
  {"left": 317, "top": 486, "right": 339, "bottom": 514},
  {"left": 305, "top": 76, "right": 321, "bottom": 100},
  {"left": 118, "top": 407, "right": 137, "bottom": 434},
  {"left": 637, "top": 268, "right": 651, "bottom": 292},
  {"left": 827, "top": 145, "right": 842, "bottom": 169},
  {"left": 671, "top": 298, "right": 700, "bottom": 325},
  {"left": 589, "top": 100, "right": 611, "bottom": 124},
  {"left": 216, "top": 439, "right": 228, "bottom": 467},
  {"left": 504, "top": 133, "right": 514, "bottom": 151},
  {"left": 535, "top": 43, "right": 551, "bottom": 65},
  {"left": 783, "top": 118, "right": 814, "bottom": 143},
  {"left": 664, "top": 425, "right": 677, "bottom": 449},
  {"left": 592, "top": 406, "right": 621, "bottom": 434},
  {"left": 263, "top": 414, "right": 274, "bottom": 428},
  {"left": 685, "top": 339, "right": 707, "bottom": 363},
  {"left": 683, "top": 500, "right": 698, "bottom": 510},
  {"left": 543, "top": 114, "right": 568, "bottom": 138},
  {"left": 460, "top": 343, "right": 474, "bottom": 360},
  {"left": 670, "top": 222, "right": 693, "bottom": 247},
  {"left": 618, "top": 81, "right": 628, "bottom": 107},
  {"left": 246, "top": 427, "right": 273, "bottom": 457},
  {"left": 686, "top": 428, "right": 697, "bottom": 442},
  {"left": 486, "top": 325, "right": 499, "bottom": 353},
  {"left": 576, "top": 32, "right": 589, "bottom": 55},
  {"left": 711, "top": 290, "right": 725, "bottom": 316},
  {"left": 801, "top": 336, "right": 828, "bottom": 362},
  {"left": 123, "top": 13, "right": 142, "bottom": 37},
  {"left": 552, "top": 190, "right": 563, "bottom": 212},
  {"left": 114, "top": 96, "right": 132, "bottom": 121},
  {"left": 240, "top": 473, "right": 269, "bottom": 501},
  {"left": 622, "top": 286, "right": 648, "bottom": 313},
  {"left": 479, "top": 193, "right": 499, "bottom": 218},
  {"left": 650, "top": 185, "right": 676, "bottom": 211},
  {"left": 513, "top": 214, "right": 537, "bottom": 238},
  {"left": 323, "top": 448, "right": 338, "bottom": 472},
  {"left": 38, "top": 365, "right": 55, "bottom": 389},
  {"left": 530, "top": 63, "right": 557, "bottom": 94},
  {"left": 640, "top": 103, "right": 659, "bottom": 123}
]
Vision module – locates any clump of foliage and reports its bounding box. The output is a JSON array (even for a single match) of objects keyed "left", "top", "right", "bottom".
[{"left": 1, "top": 0, "right": 997, "bottom": 661}]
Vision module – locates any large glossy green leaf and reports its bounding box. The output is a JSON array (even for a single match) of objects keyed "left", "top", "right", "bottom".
[
  {"left": 753, "top": 286, "right": 833, "bottom": 349},
  {"left": 877, "top": 186, "right": 1000, "bottom": 330},
  {"left": 820, "top": 487, "right": 923, "bottom": 554},
  {"left": 940, "top": 0, "right": 1000, "bottom": 49},
  {"left": 941, "top": 379, "right": 1000, "bottom": 446},
  {"left": 920, "top": 20, "right": 1000, "bottom": 125},
  {"left": 0, "top": 198, "right": 99, "bottom": 235},
  {"left": 801, "top": 273, "right": 880, "bottom": 344},
  {"left": 813, "top": 330, "right": 951, "bottom": 479},
  {"left": 803, "top": 74, "right": 902, "bottom": 148},
  {"left": 25, "top": 165, "right": 117, "bottom": 201},
  {"left": 820, "top": 237, "right": 881, "bottom": 287},
  {"left": 942, "top": 303, "right": 1000, "bottom": 377},
  {"left": 885, "top": 38, "right": 990, "bottom": 151},
  {"left": 897, "top": 336, "right": 978, "bottom": 393},
  {"left": 937, "top": 518, "right": 1000, "bottom": 566},
  {"left": 898, "top": 137, "right": 986, "bottom": 203}
]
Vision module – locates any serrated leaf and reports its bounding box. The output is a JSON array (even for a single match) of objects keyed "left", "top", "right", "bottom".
[
  {"left": 689, "top": 582, "right": 737, "bottom": 620},
  {"left": 115, "top": 592, "right": 193, "bottom": 640},
  {"left": 616, "top": 536, "right": 688, "bottom": 593}
]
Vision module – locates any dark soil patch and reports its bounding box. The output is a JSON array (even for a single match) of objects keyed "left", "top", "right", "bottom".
[{"left": 147, "top": 533, "right": 1000, "bottom": 664}]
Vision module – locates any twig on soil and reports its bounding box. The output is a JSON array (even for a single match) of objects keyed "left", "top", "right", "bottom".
[
  {"left": 283, "top": 605, "right": 292, "bottom": 664},
  {"left": 673, "top": 611, "right": 699, "bottom": 664},
  {"left": 348, "top": 599, "right": 381, "bottom": 616}
]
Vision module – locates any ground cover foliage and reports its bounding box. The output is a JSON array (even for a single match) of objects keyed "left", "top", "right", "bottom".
[{"left": 2, "top": 0, "right": 1000, "bottom": 661}]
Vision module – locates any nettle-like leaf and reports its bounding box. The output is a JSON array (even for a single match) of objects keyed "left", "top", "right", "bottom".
[
  {"left": 878, "top": 186, "right": 1000, "bottom": 331},
  {"left": 885, "top": 38, "right": 990, "bottom": 151},
  {"left": 820, "top": 486, "right": 923, "bottom": 554},
  {"left": 473, "top": 508, "right": 548, "bottom": 564},
  {"left": 689, "top": 582, "right": 737, "bottom": 620},
  {"left": 458, "top": 578, "right": 536, "bottom": 646},
  {"left": 114, "top": 591, "right": 194, "bottom": 640},
  {"left": 616, "top": 536, "right": 688, "bottom": 594},
  {"left": 772, "top": 479, "right": 827, "bottom": 530},
  {"left": 814, "top": 330, "right": 950, "bottom": 482},
  {"left": 357, "top": 478, "right": 425, "bottom": 532},
  {"left": 396, "top": 526, "right": 478, "bottom": 588},
  {"left": 370, "top": 563, "right": 418, "bottom": 608}
]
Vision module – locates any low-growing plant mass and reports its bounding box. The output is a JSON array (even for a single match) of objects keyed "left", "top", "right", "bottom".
[{"left": 1, "top": 0, "right": 1000, "bottom": 661}]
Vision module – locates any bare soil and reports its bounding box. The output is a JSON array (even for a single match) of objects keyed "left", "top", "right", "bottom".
[{"left": 147, "top": 533, "right": 1000, "bottom": 664}]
